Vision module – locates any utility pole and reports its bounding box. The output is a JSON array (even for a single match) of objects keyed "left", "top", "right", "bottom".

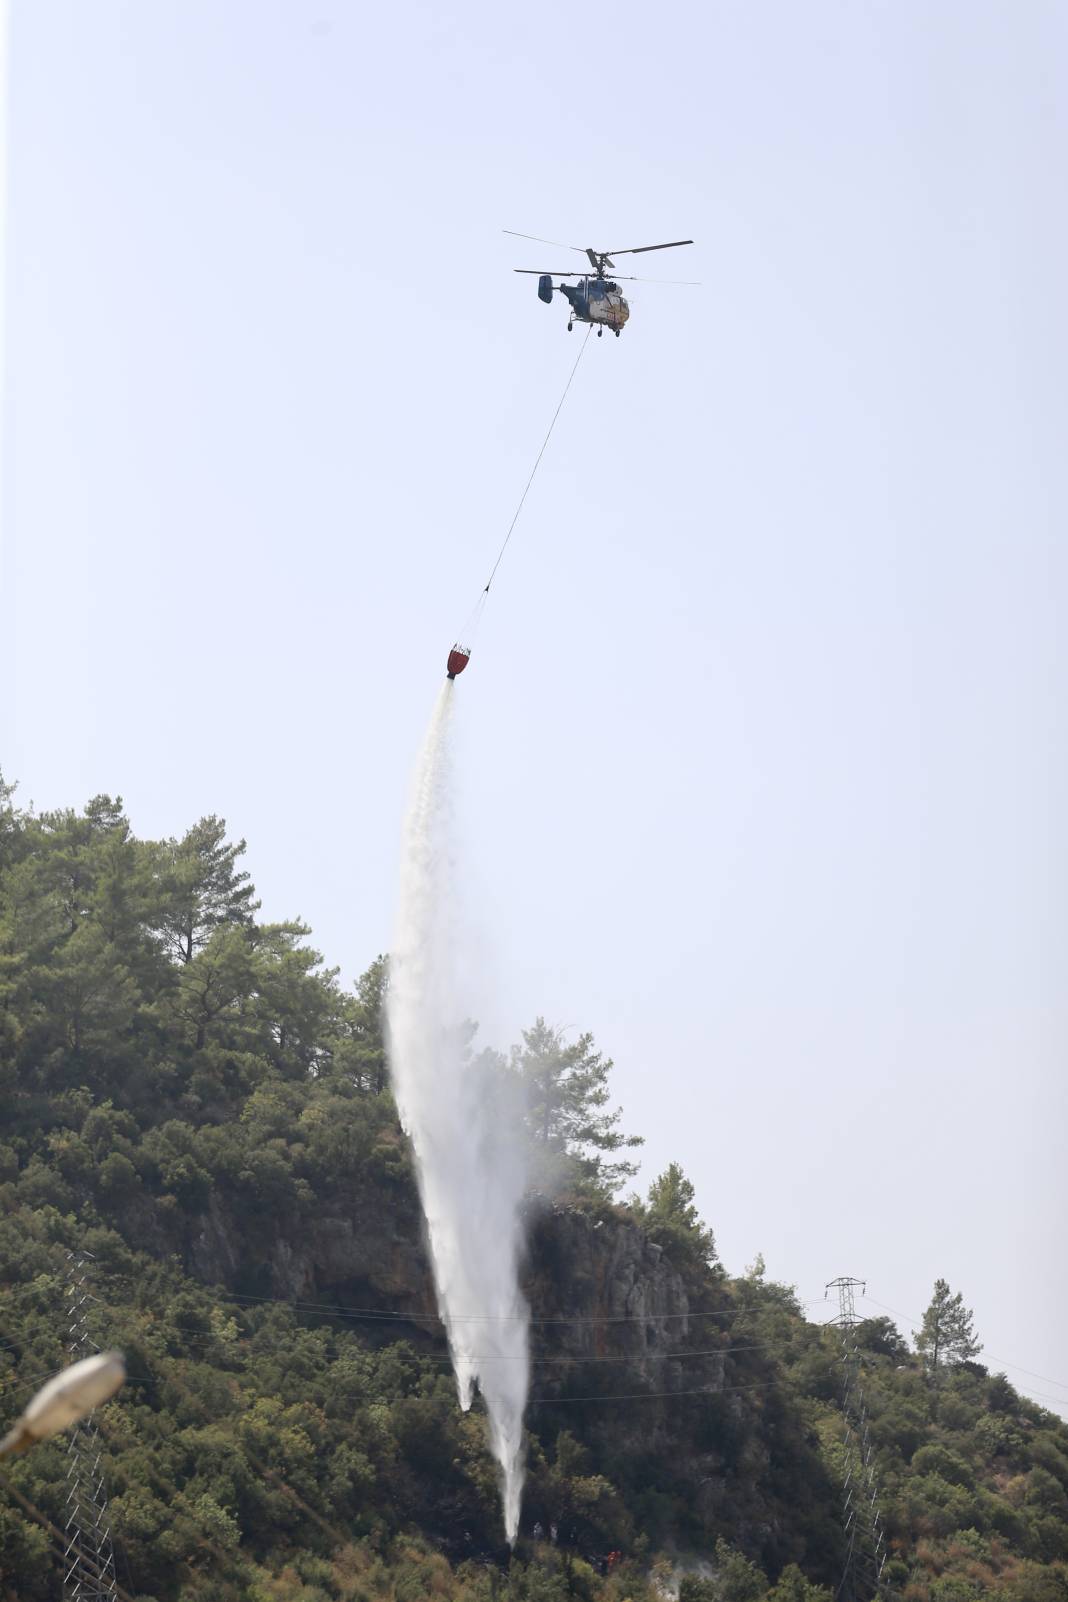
[
  {"left": 62, "top": 1251, "right": 119, "bottom": 1602},
  {"left": 826, "top": 1277, "right": 891, "bottom": 1602}
]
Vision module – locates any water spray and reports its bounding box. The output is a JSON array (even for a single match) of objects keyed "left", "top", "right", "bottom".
[{"left": 386, "top": 684, "right": 531, "bottom": 1542}]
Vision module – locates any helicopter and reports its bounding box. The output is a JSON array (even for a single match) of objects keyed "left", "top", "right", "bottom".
[{"left": 505, "top": 231, "right": 696, "bottom": 335}]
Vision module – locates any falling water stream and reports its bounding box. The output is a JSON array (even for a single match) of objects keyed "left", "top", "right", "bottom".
[{"left": 386, "top": 683, "right": 531, "bottom": 1542}]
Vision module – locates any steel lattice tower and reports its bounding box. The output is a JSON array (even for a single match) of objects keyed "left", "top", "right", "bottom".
[
  {"left": 62, "top": 1251, "right": 119, "bottom": 1602},
  {"left": 826, "top": 1277, "right": 891, "bottom": 1602}
]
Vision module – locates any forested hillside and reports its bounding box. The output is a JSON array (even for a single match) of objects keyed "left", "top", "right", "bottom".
[{"left": 1, "top": 782, "right": 1066, "bottom": 1602}]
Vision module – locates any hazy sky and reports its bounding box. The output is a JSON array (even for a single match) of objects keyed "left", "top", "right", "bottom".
[{"left": 3, "top": 1, "right": 1065, "bottom": 1414}]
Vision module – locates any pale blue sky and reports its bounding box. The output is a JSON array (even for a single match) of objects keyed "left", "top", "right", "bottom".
[{"left": 3, "top": 1, "right": 1066, "bottom": 1412}]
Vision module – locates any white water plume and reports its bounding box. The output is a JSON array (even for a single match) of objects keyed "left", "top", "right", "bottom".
[{"left": 386, "top": 683, "right": 531, "bottom": 1543}]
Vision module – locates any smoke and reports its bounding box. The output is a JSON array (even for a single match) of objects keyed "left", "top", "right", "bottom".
[{"left": 386, "top": 683, "right": 531, "bottom": 1543}]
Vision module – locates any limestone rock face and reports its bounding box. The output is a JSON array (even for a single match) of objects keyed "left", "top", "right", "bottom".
[
  {"left": 525, "top": 1205, "right": 696, "bottom": 1358},
  {"left": 188, "top": 1181, "right": 730, "bottom": 1402},
  {"left": 188, "top": 1168, "right": 439, "bottom": 1325}
]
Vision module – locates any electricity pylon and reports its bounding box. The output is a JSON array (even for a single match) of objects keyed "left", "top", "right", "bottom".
[
  {"left": 62, "top": 1251, "right": 119, "bottom": 1602},
  {"left": 826, "top": 1277, "right": 891, "bottom": 1601}
]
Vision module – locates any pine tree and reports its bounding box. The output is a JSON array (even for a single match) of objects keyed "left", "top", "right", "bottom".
[
  {"left": 514, "top": 1018, "right": 642, "bottom": 1195},
  {"left": 169, "top": 924, "right": 257, "bottom": 1050},
  {"left": 158, "top": 815, "right": 259, "bottom": 963},
  {"left": 916, "top": 1278, "right": 982, "bottom": 1370},
  {"left": 0, "top": 774, "right": 26, "bottom": 1076},
  {"left": 251, "top": 920, "right": 339, "bottom": 1075},
  {"left": 0, "top": 799, "right": 154, "bottom": 1092},
  {"left": 350, "top": 955, "right": 389, "bottom": 1092},
  {"left": 39, "top": 922, "right": 141, "bottom": 1059},
  {"left": 24, "top": 795, "right": 130, "bottom": 937},
  {"left": 0, "top": 770, "right": 23, "bottom": 873}
]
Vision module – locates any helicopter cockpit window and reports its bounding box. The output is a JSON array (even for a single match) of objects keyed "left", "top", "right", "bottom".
[{"left": 589, "top": 280, "right": 606, "bottom": 300}]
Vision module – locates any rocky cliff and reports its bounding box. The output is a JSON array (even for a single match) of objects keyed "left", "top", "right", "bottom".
[{"left": 177, "top": 1162, "right": 832, "bottom": 1577}]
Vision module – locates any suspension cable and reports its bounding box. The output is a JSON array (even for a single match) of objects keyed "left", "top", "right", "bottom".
[{"left": 457, "top": 326, "right": 593, "bottom": 640}]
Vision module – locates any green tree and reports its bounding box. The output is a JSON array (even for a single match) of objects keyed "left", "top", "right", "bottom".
[
  {"left": 513, "top": 1018, "right": 642, "bottom": 1195},
  {"left": 345, "top": 955, "right": 389, "bottom": 1092},
  {"left": 83, "top": 805, "right": 158, "bottom": 959},
  {"left": 36, "top": 922, "right": 142, "bottom": 1062},
  {"left": 916, "top": 1279, "right": 982, "bottom": 1371},
  {"left": 158, "top": 815, "right": 259, "bottom": 963},
  {"left": 168, "top": 924, "right": 257, "bottom": 1050},
  {"left": 639, "top": 1162, "right": 716, "bottom": 1264},
  {"left": 0, "top": 769, "right": 23, "bottom": 873},
  {"left": 766, "top": 1568, "right": 832, "bottom": 1602},
  {"left": 855, "top": 1316, "right": 909, "bottom": 1359},
  {"left": 0, "top": 797, "right": 127, "bottom": 955},
  {"left": 251, "top": 921, "right": 340, "bottom": 1076}
]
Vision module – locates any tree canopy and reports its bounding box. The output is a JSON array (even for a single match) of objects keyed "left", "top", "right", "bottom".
[
  {"left": 916, "top": 1278, "right": 983, "bottom": 1371},
  {"left": 513, "top": 1018, "right": 643, "bottom": 1196},
  {"left": 636, "top": 1162, "right": 717, "bottom": 1267}
]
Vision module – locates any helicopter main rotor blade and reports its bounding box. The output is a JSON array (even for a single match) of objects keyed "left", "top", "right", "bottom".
[
  {"left": 610, "top": 274, "right": 701, "bottom": 284},
  {"left": 503, "top": 229, "right": 585, "bottom": 253},
  {"left": 512, "top": 268, "right": 699, "bottom": 283},
  {"left": 602, "top": 239, "right": 694, "bottom": 256}
]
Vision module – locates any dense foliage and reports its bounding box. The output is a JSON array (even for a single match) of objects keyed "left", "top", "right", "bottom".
[{"left": 1, "top": 784, "right": 1066, "bottom": 1602}]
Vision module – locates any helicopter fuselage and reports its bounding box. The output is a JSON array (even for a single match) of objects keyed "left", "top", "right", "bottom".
[{"left": 548, "top": 275, "right": 630, "bottom": 334}]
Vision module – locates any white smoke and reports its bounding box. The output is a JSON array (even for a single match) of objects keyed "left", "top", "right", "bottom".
[{"left": 386, "top": 683, "right": 531, "bottom": 1543}]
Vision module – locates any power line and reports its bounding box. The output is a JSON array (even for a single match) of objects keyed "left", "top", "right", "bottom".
[
  {"left": 12, "top": 1330, "right": 1068, "bottom": 1420},
  {"left": 111, "top": 1335, "right": 789, "bottom": 1363},
  {"left": 90, "top": 1307, "right": 813, "bottom": 1362},
  {"left": 11, "top": 1272, "right": 1066, "bottom": 1406},
  {"left": 529, "top": 1378, "right": 788, "bottom": 1405},
  {"left": 3, "top": 1354, "right": 793, "bottom": 1412},
  {"left": 1, "top": 1363, "right": 77, "bottom": 1403},
  {"left": 130, "top": 1365, "right": 791, "bottom": 1408},
  {"left": 859, "top": 1294, "right": 1068, "bottom": 1396},
  {"left": 82, "top": 1272, "right": 827, "bottom": 1325},
  {"left": 8, "top": 1271, "right": 1062, "bottom": 1402}
]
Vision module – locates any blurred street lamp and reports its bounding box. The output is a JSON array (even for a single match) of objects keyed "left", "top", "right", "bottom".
[{"left": 0, "top": 1351, "right": 126, "bottom": 1456}]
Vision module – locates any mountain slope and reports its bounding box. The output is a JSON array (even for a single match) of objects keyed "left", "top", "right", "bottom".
[{"left": 0, "top": 786, "right": 1065, "bottom": 1602}]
